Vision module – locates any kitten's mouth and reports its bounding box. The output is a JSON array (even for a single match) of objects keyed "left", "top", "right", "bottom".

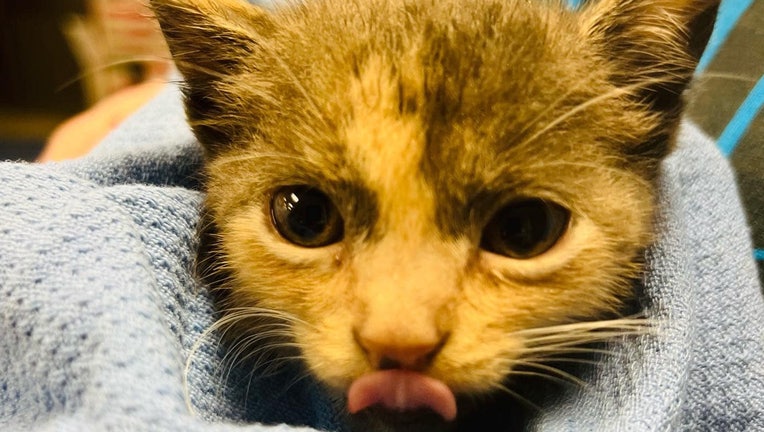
[{"left": 347, "top": 370, "right": 457, "bottom": 421}]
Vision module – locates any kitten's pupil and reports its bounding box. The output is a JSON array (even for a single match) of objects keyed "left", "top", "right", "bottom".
[
  {"left": 481, "top": 198, "right": 569, "bottom": 259},
  {"left": 271, "top": 186, "right": 344, "bottom": 247}
]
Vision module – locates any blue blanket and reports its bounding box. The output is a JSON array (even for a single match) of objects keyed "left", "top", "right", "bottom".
[{"left": 1, "top": 82, "right": 763, "bottom": 431}]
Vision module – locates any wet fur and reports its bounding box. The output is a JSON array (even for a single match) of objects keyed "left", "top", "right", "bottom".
[{"left": 151, "top": 0, "right": 718, "bottom": 430}]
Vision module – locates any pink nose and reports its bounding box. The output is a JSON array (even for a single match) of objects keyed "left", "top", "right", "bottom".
[{"left": 355, "top": 331, "right": 447, "bottom": 371}]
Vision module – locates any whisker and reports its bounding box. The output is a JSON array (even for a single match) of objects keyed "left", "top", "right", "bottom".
[
  {"left": 509, "top": 360, "right": 587, "bottom": 387},
  {"left": 183, "top": 304, "right": 309, "bottom": 415},
  {"left": 215, "top": 325, "right": 301, "bottom": 402},
  {"left": 490, "top": 382, "right": 542, "bottom": 412},
  {"left": 280, "top": 367, "right": 319, "bottom": 396},
  {"left": 507, "top": 73, "right": 690, "bottom": 157},
  {"left": 522, "top": 329, "right": 648, "bottom": 346},
  {"left": 509, "top": 81, "right": 586, "bottom": 144},
  {"left": 56, "top": 56, "right": 172, "bottom": 92},
  {"left": 520, "top": 356, "right": 603, "bottom": 367},
  {"left": 512, "top": 318, "right": 652, "bottom": 337},
  {"left": 506, "top": 369, "right": 581, "bottom": 387},
  {"left": 216, "top": 306, "right": 316, "bottom": 330},
  {"left": 520, "top": 346, "right": 625, "bottom": 358},
  {"left": 183, "top": 320, "right": 224, "bottom": 415},
  {"left": 511, "top": 83, "right": 635, "bottom": 152},
  {"left": 496, "top": 317, "right": 655, "bottom": 398}
]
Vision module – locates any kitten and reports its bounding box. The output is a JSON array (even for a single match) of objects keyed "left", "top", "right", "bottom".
[{"left": 151, "top": 0, "right": 718, "bottom": 430}]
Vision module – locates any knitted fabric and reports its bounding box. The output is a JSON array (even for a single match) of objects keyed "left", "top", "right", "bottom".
[{"left": 1, "top": 83, "right": 762, "bottom": 431}]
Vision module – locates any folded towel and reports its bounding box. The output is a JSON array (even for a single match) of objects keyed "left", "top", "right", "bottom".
[{"left": 1, "top": 82, "right": 762, "bottom": 431}]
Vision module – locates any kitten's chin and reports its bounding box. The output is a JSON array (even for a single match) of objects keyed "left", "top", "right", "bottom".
[{"left": 347, "top": 406, "right": 457, "bottom": 432}]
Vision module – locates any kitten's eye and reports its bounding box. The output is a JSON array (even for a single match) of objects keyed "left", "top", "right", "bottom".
[
  {"left": 270, "top": 186, "right": 344, "bottom": 247},
  {"left": 480, "top": 198, "right": 570, "bottom": 259}
]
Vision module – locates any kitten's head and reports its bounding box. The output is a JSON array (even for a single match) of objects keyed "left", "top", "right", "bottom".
[{"left": 153, "top": 0, "right": 717, "bottom": 425}]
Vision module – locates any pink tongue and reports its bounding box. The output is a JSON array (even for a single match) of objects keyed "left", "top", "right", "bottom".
[{"left": 347, "top": 370, "right": 457, "bottom": 421}]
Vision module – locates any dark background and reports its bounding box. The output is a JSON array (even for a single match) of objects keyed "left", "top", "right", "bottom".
[
  {"left": 0, "top": 0, "right": 86, "bottom": 160},
  {"left": 685, "top": 1, "right": 764, "bottom": 282}
]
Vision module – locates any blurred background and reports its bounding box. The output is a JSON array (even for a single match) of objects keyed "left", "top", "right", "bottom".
[{"left": 0, "top": 0, "right": 169, "bottom": 161}]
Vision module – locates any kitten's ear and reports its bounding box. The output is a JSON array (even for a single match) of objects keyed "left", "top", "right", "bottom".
[
  {"left": 581, "top": 0, "right": 719, "bottom": 115},
  {"left": 150, "top": 0, "right": 275, "bottom": 155},
  {"left": 151, "top": 0, "right": 273, "bottom": 84}
]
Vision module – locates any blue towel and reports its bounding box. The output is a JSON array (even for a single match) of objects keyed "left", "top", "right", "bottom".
[{"left": 1, "top": 82, "right": 762, "bottom": 431}]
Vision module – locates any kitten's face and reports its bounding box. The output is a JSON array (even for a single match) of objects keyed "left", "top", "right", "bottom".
[{"left": 153, "top": 0, "right": 717, "bottom": 427}]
